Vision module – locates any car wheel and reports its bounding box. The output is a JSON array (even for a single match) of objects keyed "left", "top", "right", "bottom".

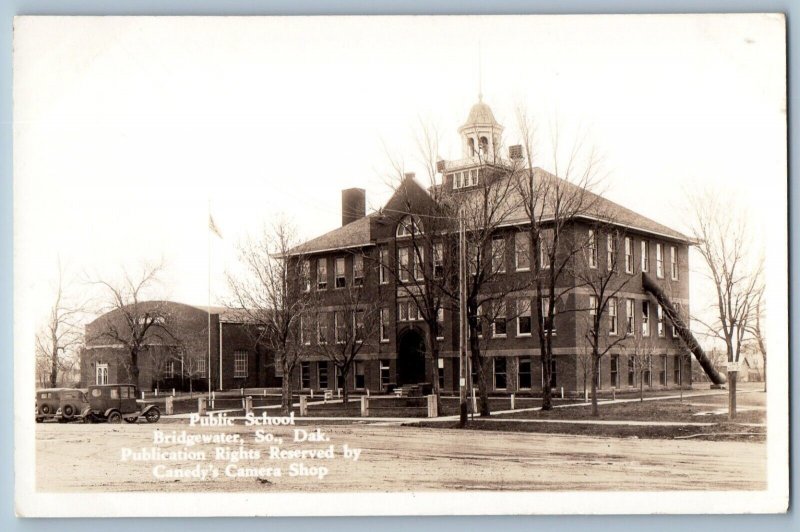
[
  {"left": 35, "top": 417, "right": 43, "bottom": 423},
  {"left": 124, "top": 416, "right": 138, "bottom": 424},
  {"left": 41, "top": 405, "right": 50, "bottom": 415},
  {"left": 145, "top": 407, "right": 161, "bottom": 423},
  {"left": 63, "top": 405, "right": 75, "bottom": 419},
  {"left": 108, "top": 411, "right": 122, "bottom": 424}
]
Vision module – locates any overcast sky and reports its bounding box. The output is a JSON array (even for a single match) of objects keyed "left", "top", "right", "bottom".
[{"left": 14, "top": 15, "right": 786, "bottom": 325}]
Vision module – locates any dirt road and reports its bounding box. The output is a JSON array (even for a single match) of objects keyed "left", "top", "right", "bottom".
[{"left": 36, "top": 422, "right": 765, "bottom": 492}]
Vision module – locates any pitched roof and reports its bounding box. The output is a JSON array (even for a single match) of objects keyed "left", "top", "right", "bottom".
[{"left": 287, "top": 214, "right": 375, "bottom": 256}]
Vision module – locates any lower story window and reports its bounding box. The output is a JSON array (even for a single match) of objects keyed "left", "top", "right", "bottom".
[
  {"left": 380, "top": 360, "right": 391, "bottom": 389},
  {"left": 354, "top": 361, "right": 365, "bottom": 389},
  {"left": 494, "top": 357, "right": 507, "bottom": 390},
  {"left": 518, "top": 358, "right": 532, "bottom": 389},
  {"left": 628, "top": 357, "right": 635, "bottom": 386},
  {"left": 301, "top": 361, "right": 311, "bottom": 389},
  {"left": 438, "top": 358, "right": 445, "bottom": 389},
  {"left": 166, "top": 360, "right": 175, "bottom": 379},
  {"left": 318, "top": 363, "right": 329, "bottom": 389},
  {"left": 234, "top": 351, "right": 248, "bottom": 378},
  {"left": 196, "top": 358, "right": 207, "bottom": 377},
  {"left": 660, "top": 354, "right": 668, "bottom": 386},
  {"left": 610, "top": 355, "right": 619, "bottom": 388},
  {"left": 674, "top": 355, "right": 682, "bottom": 385}
]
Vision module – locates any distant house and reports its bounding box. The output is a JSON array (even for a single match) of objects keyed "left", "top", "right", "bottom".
[{"left": 80, "top": 301, "right": 280, "bottom": 391}]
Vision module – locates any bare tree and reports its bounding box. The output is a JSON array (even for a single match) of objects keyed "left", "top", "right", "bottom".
[
  {"left": 227, "top": 220, "right": 312, "bottom": 414},
  {"left": 746, "top": 285, "right": 767, "bottom": 392},
  {"left": 513, "top": 111, "right": 605, "bottom": 411},
  {"left": 688, "top": 191, "right": 763, "bottom": 419},
  {"left": 89, "top": 262, "right": 175, "bottom": 389},
  {"left": 307, "top": 267, "right": 383, "bottom": 404},
  {"left": 35, "top": 262, "right": 85, "bottom": 388},
  {"left": 626, "top": 334, "right": 657, "bottom": 402}
]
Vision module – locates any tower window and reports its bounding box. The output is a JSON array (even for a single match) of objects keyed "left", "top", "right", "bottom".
[
  {"left": 468, "top": 138, "right": 475, "bottom": 156},
  {"left": 479, "top": 136, "right": 489, "bottom": 154}
]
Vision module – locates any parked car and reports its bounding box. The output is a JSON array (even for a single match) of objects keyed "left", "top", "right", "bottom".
[
  {"left": 36, "top": 388, "right": 68, "bottom": 422},
  {"left": 54, "top": 389, "right": 89, "bottom": 423},
  {"left": 83, "top": 384, "right": 161, "bottom": 424}
]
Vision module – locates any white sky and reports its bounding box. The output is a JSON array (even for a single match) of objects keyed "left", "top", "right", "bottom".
[{"left": 14, "top": 15, "right": 786, "bottom": 324}]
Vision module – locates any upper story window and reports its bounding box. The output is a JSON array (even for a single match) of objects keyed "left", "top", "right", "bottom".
[
  {"left": 641, "top": 240, "right": 650, "bottom": 272},
  {"left": 609, "top": 298, "right": 618, "bottom": 336},
  {"left": 450, "top": 169, "right": 481, "bottom": 190},
  {"left": 541, "top": 297, "right": 555, "bottom": 334},
  {"left": 642, "top": 301, "right": 650, "bottom": 337},
  {"left": 353, "top": 254, "right": 364, "bottom": 286},
  {"left": 398, "top": 247, "right": 410, "bottom": 282},
  {"left": 607, "top": 234, "right": 617, "bottom": 270},
  {"left": 624, "top": 237, "right": 634, "bottom": 274},
  {"left": 301, "top": 260, "right": 311, "bottom": 292},
  {"left": 626, "top": 298, "right": 635, "bottom": 335},
  {"left": 433, "top": 242, "right": 444, "bottom": 278},
  {"left": 414, "top": 248, "right": 425, "bottom": 280},
  {"left": 317, "top": 258, "right": 327, "bottom": 290},
  {"left": 670, "top": 246, "right": 679, "bottom": 280},
  {"left": 656, "top": 243, "right": 665, "bottom": 278},
  {"left": 379, "top": 247, "right": 389, "bottom": 284},
  {"left": 396, "top": 215, "right": 422, "bottom": 237},
  {"left": 492, "top": 236, "right": 506, "bottom": 273},
  {"left": 335, "top": 257, "right": 346, "bottom": 288},
  {"left": 588, "top": 230, "right": 597, "bottom": 269},
  {"left": 541, "top": 229, "right": 554, "bottom": 269},
  {"left": 515, "top": 232, "right": 530, "bottom": 271},
  {"left": 516, "top": 300, "right": 532, "bottom": 336}
]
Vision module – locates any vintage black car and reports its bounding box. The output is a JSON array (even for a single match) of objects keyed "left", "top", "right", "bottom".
[
  {"left": 54, "top": 388, "right": 89, "bottom": 422},
  {"left": 36, "top": 388, "right": 69, "bottom": 422},
  {"left": 83, "top": 384, "right": 160, "bottom": 424}
]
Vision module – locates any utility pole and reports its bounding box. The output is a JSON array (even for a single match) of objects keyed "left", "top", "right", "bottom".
[{"left": 458, "top": 208, "right": 468, "bottom": 427}]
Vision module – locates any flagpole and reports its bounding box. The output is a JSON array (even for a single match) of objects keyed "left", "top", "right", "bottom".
[{"left": 207, "top": 199, "right": 212, "bottom": 399}]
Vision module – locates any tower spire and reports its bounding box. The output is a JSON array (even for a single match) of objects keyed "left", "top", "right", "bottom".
[{"left": 478, "top": 41, "right": 483, "bottom": 102}]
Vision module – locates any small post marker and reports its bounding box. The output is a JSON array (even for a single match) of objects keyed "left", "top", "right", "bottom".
[
  {"left": 300, "top": 395, "right": 308, "bottom": 416},
  {"left": 338, "top": 388, "right": 342, "bottom": 399},
  {"left": 155, "top": 389, "right": 159, "bottom": 397},
  {"left": 310, "top": 389, "right": 314, "bottom": 398},
  {"left": 240, "top": 387, "right": 244, "bottom": 396},
  {"left": 197, "top": 397, "right": 207, "bottom": 416},
  {"left": 244, "top": 396, "right": 253, "bottom": 416},
  {"left": 560, "top": 387, "right": 564, "bottom": 399},
  {"left": 141, "top": 391, "right": 145, "bottom": 400},
  {"left": 427, "top": 394, "right": 438, "bottom": 417},
  {"left": 471, "top": 388, "right": 477, "bottom": 414},
  {"left": 166, "top": 396, "right": 174, "bottom": 415},
  {"left": 510, "top": 393, "right": 515, "bottom": 410},
  {"left": 612, "top": 387, "right": 616, "bottom": 401},
  {"left": 360, "top": 395, "right": 369, "bottom": 417},
  {"left": 172, "top": 388, "right": 175, "bottom": 397}
]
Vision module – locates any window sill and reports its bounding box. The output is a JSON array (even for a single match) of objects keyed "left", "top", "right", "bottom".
[
  {"left": 492, "top": 334, "right": 507, "bottom": 339},
  {"left": 516, "top": 333, "right": 532, "bottom": 337},
  {"left": 380, "top": 339, "right": 389, "bottom": 344},
  {"left": 515, "top": 267, "right": 530, "bottom": 272}
]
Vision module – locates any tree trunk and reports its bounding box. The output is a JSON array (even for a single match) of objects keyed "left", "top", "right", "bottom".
[
  {"left": 280, "top": 356, "right": 292, "bottom": 415},
  {"left": 50, "top": 348, "right": 59, "bottom": 388},
  {"left": 763, "top": 354, "right": 767, "bottom": 393},
  {"left": 728, "top": 370, "right": 737, "bottom": 420},
  {"left": 341, "top": 365, "right": 350, "bottom": 404},
  {"left": 468, "top": 319, "right": 491, "bottom": 417},
  {"left": 427, "top": 329, "right": 442, "bottom": 415},
  {"left": 591, "top": 355, "right": 599, "bottom": 417},
  {"left": 130, "top": 349, "right": 140, "bottom": 389},
  {"left": 640, "top": 372, "right": 644, "bottom": 402}
]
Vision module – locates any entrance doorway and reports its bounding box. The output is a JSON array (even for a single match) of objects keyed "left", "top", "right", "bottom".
[{"left": 397, "top": 329, "right": 426, "bottom": 385}]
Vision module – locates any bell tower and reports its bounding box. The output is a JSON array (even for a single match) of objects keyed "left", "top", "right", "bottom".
[{"left": 457, "top": 94, "right": 504, "bottom": 161}]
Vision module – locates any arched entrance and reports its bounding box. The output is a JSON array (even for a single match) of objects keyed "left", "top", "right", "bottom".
[{"left": 397, "top": 329, "right": 426, "bottom": 385}]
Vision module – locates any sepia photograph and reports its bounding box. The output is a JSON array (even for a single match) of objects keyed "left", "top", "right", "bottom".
[{"left": 12, "top": 14, "right": 788, "bottom": 516}]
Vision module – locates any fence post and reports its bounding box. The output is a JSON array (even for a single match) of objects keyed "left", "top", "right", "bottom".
[
  {"left": 360, "top": 396, "right": 369, "bottom": 417},
  {"left": 211, "top": 391, "right": 215, "bottom": 409},
  {"left": 560, "top": 387, "right": 564, "bottom": 399},
  {"left": 427, "top": 394, "right": 438, "bottom": 418},
  {"left": 141, "top": 391, "right": 145, "bottom": 400},
  {"left": 471, "top": 388, "right": 477, "bottom": 413},
  {"left": 300, "top": 395, "right": 308, "bottom": 416},
  {"left": 245, "top": 396, "right": 253, "bottom": 416},
  {"left": 584, "top": 388, "right": 589, "bottom": 402},
  {"left": 510, "top": 393, "right": 515, "bottom": 410},
  {"left": 155, "top": 388, "right": 159, "bottom": 397},
  {"left": 612, "top": 387, "right": 616, "bottom": 401},
  {"left": 240, "top": 387, "right": 244, "bottom": 396},
  {"left": 172, "top": 388, "right": 175, "bottom": 397},
  {"left": 338, "top": 388, "right": 342, "bottom": 399},
  {"left": 165, "top": 396, "right": 174, "bottom": 415},
  {"left": 310, "top": 389, "right": 314, "bottom": 398},
  {"left": 197, "top": 397, "right": 207, "bottom": 416}
]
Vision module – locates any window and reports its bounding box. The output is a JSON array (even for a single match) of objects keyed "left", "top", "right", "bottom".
[
  {"left": 302, "top": 260, "right": 311, "bottom": 291},
  {"left": 546, "top": 359, "right": 557, "bottom": 389},
  {"left": 611, "top": 355, "right": 620, "bottom": 388},
  {"left": 468, "top": 138, "right": 475, "bottom": 156},
  {"left": 335, "top": 311, "right": 346, "bottom": 343},
  {"left": 380, "top": 308, "right": 390, "bottom": 342},
  {"left": 672, "top": 303, "right": 682, "bottom": 338},
  {"left": 609, "top": 298, "right": 618, "bottom": 335},
  {"left": 540, "top": 229, "right": 553, "bottom": 269},
  {"left": 624, "top": 237, "right": 634, "bottom": 274},
  {"left": 433, "top": 242, "right": 444, "bottom": 278},
  {"left": 353, "top": 254, "right": 364, "bottom": 286},
  {"left": 607, "top": 233, "right": 617, "bottom": 270},
  {"left": 379, "top": 247, "right": 389, "bottom": 284},
  {"left": 414, "top": 248, "right": 425, "bottom": 280},
  {"left": 517, "top": 300, "right": 532, "bottom": 336},
  {"left": 354, "top": 310, "right": 365, "bottom": 343},
  {"left": 110, "top": 388, "right": 119, "bottom": 399},
  {"left": 642, "top": 301, "right": 650, "bottom": 337},
  {"left": 96, "top": 363, "right": 108, "bottom": 385},
  {"left": 588, "top": 229, "right": 597, "bottom": 268},
  {"left": 335, "top": 257, "right": 346, "bottom": 288},
  {"left": 301, "top": 361, "right": 311, "bottom": 389},
  {"left": 475, "top": 304, "right": 483, "bottom": 338},
  {"left": 493, "top": 358, "right": 507, "bottom": 389},
  {"left": 398, "top": 301, "right": 408, "bottom": 322},
  {"left": 626, "top": 299, "right": 635, "bottom": 336},
  {"left": 380, "top": 360, "right": 391, "bottom": 388},
  {"left": 644, "top": 356, "right": 652, "bottom": 387},
  {"left": 641, "top": 240, "right": 650, "bottom": 272},
  {"left": 302, "top": 315, "right": 313, "bottom": 345},
  {"left": 317, "top": 313, "right": 328, "bottom": 344},
  {"left": 436, "top": 308, "right": 445, "bottom": 340},
  {"left": 354, "top": 361, "right": 365, "bottom": 389},
  {"left": 670, "top": 246, "right": 678, "bottom": 280},
  {"left": 468, "top": 244, "right": 478, "bottom": 276},
  {"left": 317, "top": 258, "right": 327, "bottom": 290},
  {"left": 438, "top": 358, "right": 445, "bottom": 389},
  {"left": 515, "top": 232, "right": 530, "bottom": 271},
  {"left": 656, "top": 243, "right": 664, "bottom": 278},
  {"left": 627, "top": 357, "right": 635, "bottom": 386},
  {"left": 589, "top": 295, "right": 598, "bottom": 316},
  {"left": 234, "top": 351, "right": 248, "bottom": 378},
  {"left": 492, "top": 236, "right": 506, "bottom": 273},
  {"left": 318, "top": 363, "right": 329, "bottom": 389},
  {"left": 396, "top": 215, "right": 421, "bottom": 237},
  {"left": 197, "top": 358, "right": 207, "bottom": 377},
  {"left": 541, "top": 297, "right": 555, "bottom": 333},
  {"left": 657, "top": 306, "right": 665, "bottom": 337},
  {"left": 398, "top": 247, "right": 410, "bottom": 282},
  {"left": 166, "top": 360, "right": 175, "bottom": 378},
  {"left": 120, "top": 386, "right": 132, "bottom": 399},
  {"left": 518, "top": 358, "right": 532, "bottom": 389},
  {"left": 492, "top": 301, "right": 507, "bottom": 337},
  {"left": 674, "top": 355, "right": 682, "bottom": 385},
  {"left": 659, "top": 354, "right": 668, "bottom": 386}
]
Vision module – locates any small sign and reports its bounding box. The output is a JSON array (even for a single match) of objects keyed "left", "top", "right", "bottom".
[
  {"left": 459, "top": 378, "right": 466, "bottom": 387},
  {"left": 727, "top": 361, "right": 742, "bottom": 372}
]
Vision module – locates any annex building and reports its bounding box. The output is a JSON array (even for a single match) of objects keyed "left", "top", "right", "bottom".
[{"left": 287, "top": 97, "right": 695, "bottom": 396}]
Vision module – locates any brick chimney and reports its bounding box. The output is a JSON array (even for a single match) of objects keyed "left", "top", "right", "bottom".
[{"left": 341, "top": 188, "right": 366, "bottom": 226}]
